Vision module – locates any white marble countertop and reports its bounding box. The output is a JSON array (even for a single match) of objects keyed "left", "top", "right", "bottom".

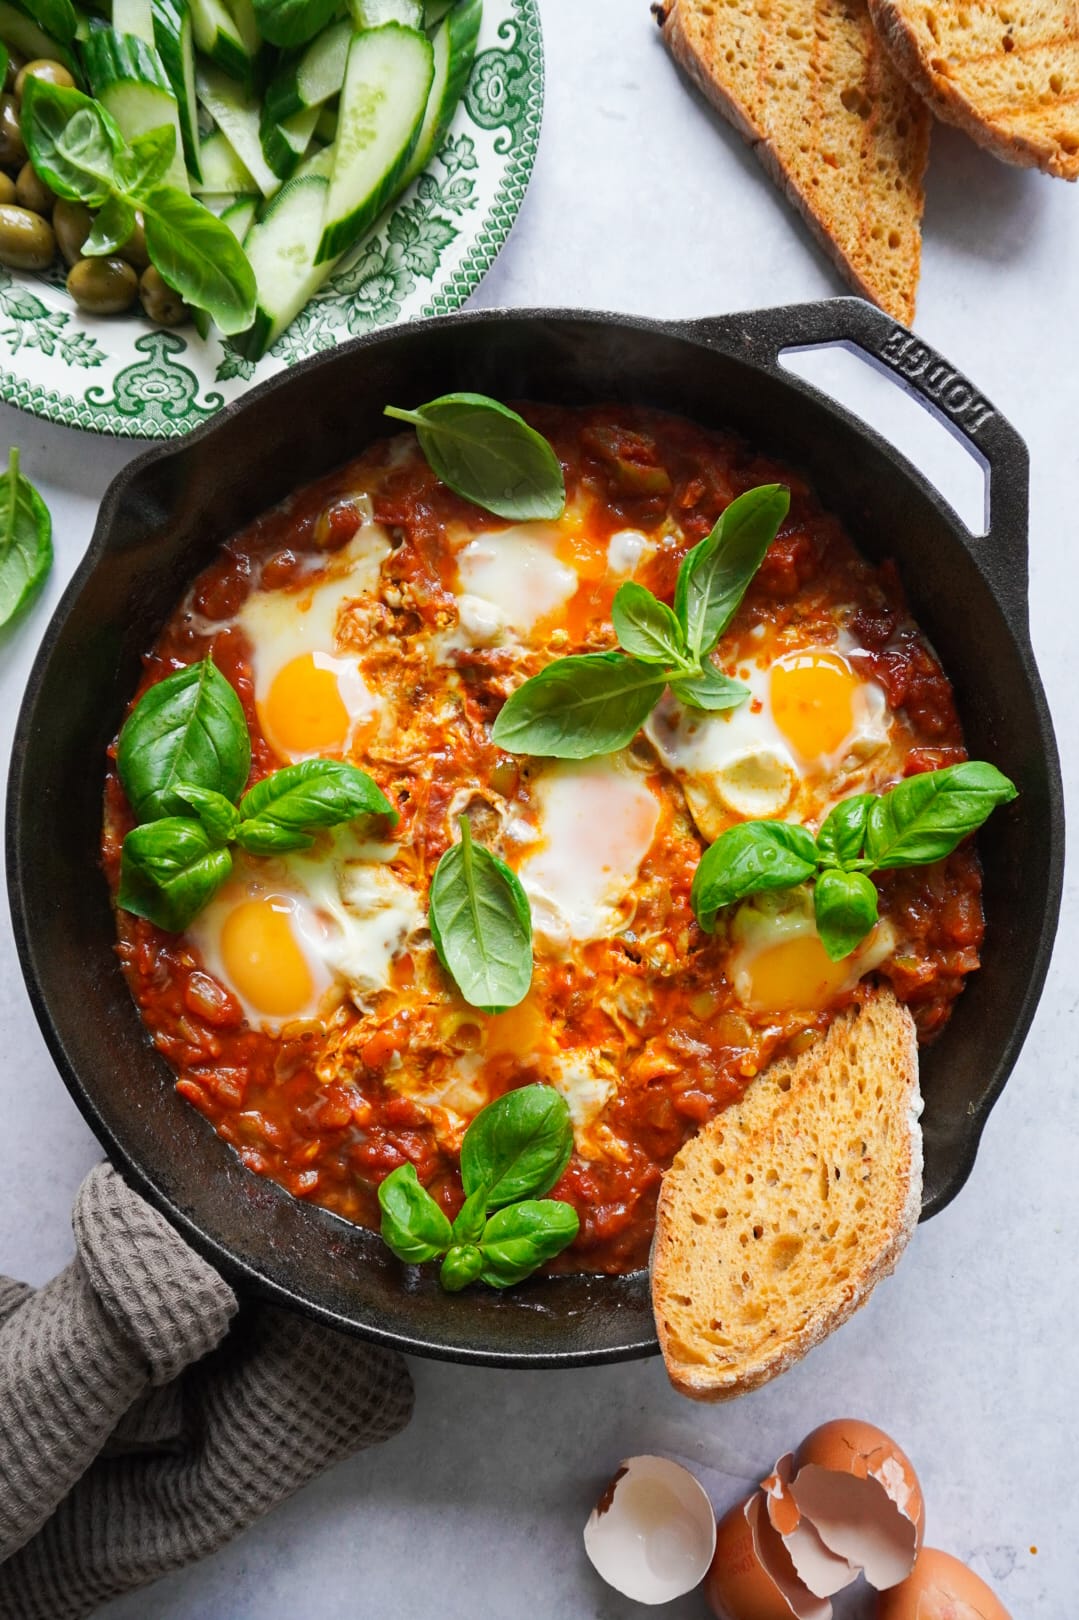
[{"left": 1, "top": 2, "right": 1076, "bottom": 1614}]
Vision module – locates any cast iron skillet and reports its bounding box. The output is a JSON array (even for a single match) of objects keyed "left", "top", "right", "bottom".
[{"left": 7, "top": 298, "right": 1063, "bottom": 1367}]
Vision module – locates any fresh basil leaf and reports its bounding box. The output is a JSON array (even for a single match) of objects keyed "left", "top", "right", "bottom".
[
  {"left": 384, "top": 394, "right": 565, "bottom": 522},
  {"left": 816, "top": 794, "right": 874, "bottom": 868},
  {"left": 451, "top": 1185, "right": 489, "bottom": 1246},
  {"left": 691, "top": 821, "right": 819, "bottom": 932},
  {"left": 116, "top": 124, "right": 177, "bottom": 201},
  {"left": 252, "top": 0, "right": 339, "bottom": 45},
  {"left": 813, "top": 869, "right": 879, "bottom": 961},
  {"left": 674, "top": 485, "right": 790, "bottom": 657},
  {"left": 428, "top": 817, "right": 533, "bottom": 1013},
  {"left": 460, "top": 1083, "right": 574, "bottom": 1210},
  {"left": 140, "top": 186, "right": 257, "bottom": 335},
  {"left": 440, "top": 1243, "right": 484, "bottom": 1292},
  {"left": 477, "top": 1199, "right": 580, "bottom": 1287},
  {"left": 83, "top": 193, "right": 136, "bottom": 258},
  {"left": 172, "top": 784, "right": 242, "bottom": 847},
  {"left": 27, "top": 0, "right": 78, "bottom": 44},
  {"left": 235, "top": 759, "right": 395, "bottom": 855},
  {"left": 669, "top": 660, "right": 750, "bottom": 713},
  {"left": 118, "top": 817, "right": 232, "bottom": 932},
  {"left": 21, "top": 79, "right": 121, "bottom": 206},
  {"left": 0, "top": 448, "right": 52, "bottom": 628},
  {"left": 610, "top": 580, "right": 687, "bottom": 666},
  {"left": 492, "top": 651, "right": 667, "bottom": 760},
  {"left": 117, "top": 657, "right": 251, "bottom": 824},
  {"left": 377, "top": 1164, "right": 453, "bottom": 1265},
  {"left": 865, "top": 762, "right": 1018, "bottom": 870}
]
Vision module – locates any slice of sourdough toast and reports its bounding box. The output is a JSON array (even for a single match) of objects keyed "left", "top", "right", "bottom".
[
  {"left": 868, "top": 0, "right": 1079, "bottom": 179},
  {"left": 651, "top": 986, "right": 922, "bottom": 1401},
  {"left": 653, "top": 0, "right": 932, "bottom": 323}
]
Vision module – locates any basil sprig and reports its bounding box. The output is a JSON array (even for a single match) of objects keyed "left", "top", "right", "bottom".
[
  {"left": 691, "top": 762, "right": 1018, "bottom": 960},
  {"left": 116, "top": 657, "right": 395, "bottom": 933},
  {"left": 21, "top": 78, "right": 256, "bottom": 335},
  {"left": 0, "top": 448, "right": 53, "bottom": 629},
  {"left": 378, "top": 1084, "right": 579, "bottom": 1291},
  {"left": 428, "top": 817, "right": 533, "bottom": 1012},
  {"left": 384, "top": 393, "right": 566, "bottom": 522},
  {"left": 491, "top": 484, "right": 790, "bottom": 760}
]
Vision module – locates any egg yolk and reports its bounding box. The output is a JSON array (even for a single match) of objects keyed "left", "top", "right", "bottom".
[
  {"left": 743, "top": 934, "right": 853, "bottom": 1013},
  {"left": 771, "top": 652, "right": 859, "bottom": 762},
  {"left": 261, "top": 652, "right": 351, "bottom": 758},
  {"left": 219, "top": 897, "right": 315, "bottom": 1018}
]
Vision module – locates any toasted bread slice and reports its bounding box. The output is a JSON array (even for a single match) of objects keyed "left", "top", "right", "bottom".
[
  {"left": 651, "top": 987, "right": 922, "bottom": 1400},
  {"left": 653, "top": 0, "right": 932, "bottom": 323},
  {"left": 868, "top": 0, "right": 1079, "bottom": 179}
]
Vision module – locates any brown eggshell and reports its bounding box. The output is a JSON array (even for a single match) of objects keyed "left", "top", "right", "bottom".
[
  {"left": 706, "top": 1494, "right": 803, "bottom": 1620},
  {"left": 764, "top": 1455, "right": 858, "bottom": 1599},
  {"left": 790, "top": 1419, "right": 924, "bottom": 1589},
  {"left": 874, "top": 1547, "right": 1013, "bottom": 1619}
]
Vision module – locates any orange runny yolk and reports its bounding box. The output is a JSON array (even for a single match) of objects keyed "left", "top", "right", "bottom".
[
  {"left": 770, "top": 651, "right": 859, "bottom": 762},
  {"left": 744, "top": 934, "right": 853, "bottom": 1013},
  {"left": 261, "top": 652, "right": 351, "bottom": 757},
  {"left": 219, "top": 897, "right": 314, "bottom": 1018}
]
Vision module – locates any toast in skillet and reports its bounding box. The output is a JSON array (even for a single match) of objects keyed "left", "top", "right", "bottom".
[
  {"left": 652, "top": 0, "right": 933, "bottom": 323},
  {"left": 651, "top": 986, "right": 922, "bottom": 1400},
  {"left": 868, "top": 0, "right": 1079, "bottom": 179}
]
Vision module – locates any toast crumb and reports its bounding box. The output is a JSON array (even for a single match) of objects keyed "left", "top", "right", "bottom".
[
  {"left": 654, "top": 0, "right": 932, "bottom": 322},
  {"left": 651, "top": 986, "right": 922, "bottom": 1400}
]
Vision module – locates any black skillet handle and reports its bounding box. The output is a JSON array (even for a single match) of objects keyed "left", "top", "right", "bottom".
[{"left": 681, "top": 298, "right": 1031, "bottom": 631}]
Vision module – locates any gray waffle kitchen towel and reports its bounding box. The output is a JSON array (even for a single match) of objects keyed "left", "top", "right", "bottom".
[{"left": 0, "top": 1164, "right": 414, "bottom": 1619}]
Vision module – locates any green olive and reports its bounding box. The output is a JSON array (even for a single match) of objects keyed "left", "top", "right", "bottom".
[
  {"left": 53, "top": 197, "right": 92, "bottom": 266},
  {"left": 118, "top": 212, "right": 150, "bottom": 270},
  {"left": 14, "top": 59, "right": 76, "bottom": 100},
  {"left": 139, "top": 264, "right": 189, "bottom": 327},
  {"left": 0, "top": 96, "right": 26, "bottom": 169},
  {"left": 0, "top": 204, "right": 55, "bottom": 270},
  {"left": 0, "top": 171, "right": 14, "bottom": 206},
  {"left": 67, "top": 255, "right": 139, "bottom": 316},
  {"left": 15, "top": 161, "right": 52, "bottom": 217},
  {"left": 4, "top": 52, "right": 24, "bottom": 95}
]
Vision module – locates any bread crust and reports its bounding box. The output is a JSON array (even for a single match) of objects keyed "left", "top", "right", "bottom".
[
  {"left": 654, "top": 0, "right": 931, "bottom": 323},
  {"left": 651, "top": 988, "right": 923, "bottom": 1401},
  {"left": 868, "top": 0, "right": 1079, "bottom": 180}
]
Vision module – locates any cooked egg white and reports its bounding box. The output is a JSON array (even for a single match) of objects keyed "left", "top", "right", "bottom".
[
  {"left": 646, "top": 629, "right": 893, "bottom": 841},
  {"left": 188, "top": 835, "right": 423, "bottom": 1030},
  {"left": 237, "top": 513, "right": 390, "bottom": 762},
  {"left": 511, "top": 755, "right": 661, "bottom": 949}
]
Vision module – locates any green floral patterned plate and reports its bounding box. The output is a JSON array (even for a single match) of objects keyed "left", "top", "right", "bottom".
[{"left": 0, "top": 0, "right": 542, "bottom": 439}]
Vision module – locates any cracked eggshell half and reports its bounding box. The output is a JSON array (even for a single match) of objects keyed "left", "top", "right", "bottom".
[
  {"left": 789, "top": 1420, "right": 925, "bottom": 1591},
  {"left": 762, "top": 1456, "right": 859, "bottom": 1599},
  {"left": 706, "top": 1492, "right": 831, "bottom": 1620},
  {"left": 874, "top": 1547, "right": 1012, "bottom": 1619},
  {"left": 583, "top": 1455, "right": 717, "bottom": 1604}
]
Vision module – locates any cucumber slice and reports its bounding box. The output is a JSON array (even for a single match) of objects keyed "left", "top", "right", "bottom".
[
  {"left": 199, "top": 189, "right": 236, "bottom": 213},
  {"left": 190, "top": 0, "right": 254, "bottom": 81},
  {"left": 191, "top": 126, "right": 256, "bottom": 191},
  {"left": 197, "top": 61, "right": 280, "bottom": 195},
  {"left": 316, "top": 23, "right": 433, "bottom": 265},
  {"left": 401, "top": 0, "right": 479, "bottom": 187},
  {"left": 239, "top": 165, "right": 337, "bottom": 359},
  {"left": 350, "top": 0, "right": 422, "bottom": 27},
  {"left": 221, "top": 193, "right": 257, "bottom": 238},
  {"left": 224, "top": 0, "right": 260, "bottom": 55},
  {"left": 259, "top": 102, "right": 318, "bottom": 180},
  {"left": 152, "top": 0, "right": 201, "bottom": 181},
  {"left": 314, "top": 102, "right": 338, "bottom": 144},
  {"left": 0, "top": 1, "right": 81, "bottom": 76},
  {"left": 423, "top": 0, "right": 454, "bottom": 29},
  {"left": 263, "top": 17, "right": 350, "bottom": 125},
  {"left": 83, "top": 29, "right": 189, "bottom": 189},
  {"left": 113, "top": 0, "right": 154, "bottom": 42}
]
